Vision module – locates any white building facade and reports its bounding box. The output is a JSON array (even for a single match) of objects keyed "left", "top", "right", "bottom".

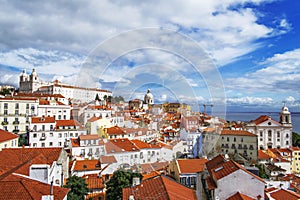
[
  {"left": 19, "top": 68, "right": 112, "bottom": 103},
  {"left": 245, "top": 106, "right": 292, "bottom": 150},
  {"left": 0, "top": 97, "right": 39, "bottom": 135}
]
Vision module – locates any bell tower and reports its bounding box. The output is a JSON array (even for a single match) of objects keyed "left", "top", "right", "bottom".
[{"left": 280, "top": 103, "right": 292, "bottom": 126}]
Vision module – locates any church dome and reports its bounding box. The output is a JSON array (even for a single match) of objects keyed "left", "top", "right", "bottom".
[
  {"left": 144, "top": 89, "right": 154, "bottom": 104},
  {"left": 281, "top": 106, "right": 290, "bottom": 114}
]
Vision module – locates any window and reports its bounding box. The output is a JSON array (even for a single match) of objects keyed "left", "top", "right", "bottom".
[
  {"left": 58, "top": 142, "right": 62, "bottom": 146},
  {"left": 15, "top": 110, "right": 19, "bottom": 115},
  {"left": 50, "top": 125, "right": 53, "bottom": 130},
  {"left": 227, "top": 137, "right": 229, "bottom": 142},
  {"left": 70, "top": 132, "right": 73, "bottom": 137},
  {"left": 277, "top": 131, "right": 280, "bottom": 137},
  {"left": 33, "top": 143, "right": 37, "bottom": 147},
  {"left": 241, "top": 138, "right": 243, "bottom": 142},
  {"left": 49, "top": 132, "right": 53, "bottom": 137},
  {"left": 26, "top": 103, "right": 29, "bottom": 109},
  {"left": 49, "top": 142, "right": 53, "bottom": 146},
  {"left": 42, "top": 125, "right": 45, "bottom": 131},
  {"left": 75, "top": 133, "right": 78, "bottom": 137},
  {"left": 268, "top": 130, "right": 272, "bottom": 137},
  {"left": 59, "top": 133, "right": 62, "bottom": 138},
  {"left": 260, "top": 131, "right": 263, "bottom": 137},
  {"left": 15, "top": 103, "right": 19, "bottom": 109},
  {"left": 41, "top": 143, "right": 45, "bottom": 147},
  {"left": 4, "top": 110, "right": 8, "bottom": 115},
  {"left": 286, "top": 134, "right": 289, "bottom": 138},
  {"left": 286, "top": 141, "right": 289, "bottom": 145},
  {"left": 234, "top": 137, "right": 236, "bottom": 142},
  {"left": 4, "top": 103, "right": 8, "bottom": 109}
]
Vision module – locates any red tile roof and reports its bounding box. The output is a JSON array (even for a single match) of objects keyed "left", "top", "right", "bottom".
[
  {"left": 177, "top": 158, "right": 208, "bottom": 174},
  {"left": 251, "top": 115, "right": 281, "bottom": 126},
  {"left": 122, "top": 175, "right": 197, "bottom": 200},
  {"left": 0, "top": 129, "right": 18, "bottom": 143},
  {"left": 70, "top": 138, "right": 80, "bottom": 147},
  {"left": 226, "top": 192, "right": 255, "bottom": 200},
  {"left": 142, "top": 171, "right": 161, "bottom": 180},
  {"left": 258, "top": 150, "right": 272, "bottom": 160},
  {"left": 73, "top": 160, "right": 101, "bottom": 171},
  {"left": 221, "top": 130, "right": 257, "bottom": 137},
  {"left": 99, "top": 155, "right": 117, "bottom": 164},
  {"left": 82, "top": 174, "right": 104, "bottom": 190},
  {"left": 0, "top": 148, "right": 63, "bottom": 176},
  {"left": 105, "top": 126, "right": 125, "bottom": 135},
  {"left": 110, "top": 138, "right": 140, "bottom": 152},
  {"left": 268, "top": 189, "right": 300, "bottom": 200},
  {"left": 0, "top": 173, "right": 69, "bottom": 200},
  {"left": 206, "top": 155, "right": 265, "bottom": 184},
  {"left": 56, "top": 119, "right": 82, "bottom": 127},
  {"left": 79, "top": 134, "right": 100, "bottom": 140},
  {"left": 31, "top": 116, "right": 55, "bottom": 124}
]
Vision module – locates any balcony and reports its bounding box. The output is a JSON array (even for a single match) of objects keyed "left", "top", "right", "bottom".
[
  {"left": 1, "top": 121, "right": 8, "bottom": 125},
  {"left": 13, "top": 121, "right": 20, "bottom": 125},
  {"left": 12, "top": 130, "right": 19, "bottom": 134}
]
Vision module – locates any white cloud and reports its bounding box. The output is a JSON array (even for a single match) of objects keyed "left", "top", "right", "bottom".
[
  {"left": 0, "top": 0, "right": 289, "bottom": 66},
  {"left": 226, "top": 48, "right": 300, "bottom": 93},
  {"left": 285, "top": 96, "right": 295, "bottom": 102},
  {"left": 227, "top": 96, "right": 273, "bottom": 105}
]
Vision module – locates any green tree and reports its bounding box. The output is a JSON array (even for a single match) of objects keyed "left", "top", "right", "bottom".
[
  {"left": 65, "top": 175, "right": 88, "bottom": 200},
  {"left": 292, "top": 132, "right": 300, "bottom": 147},
  {"left": 106, "top": 170, "right": 142, "bottom": 200}
]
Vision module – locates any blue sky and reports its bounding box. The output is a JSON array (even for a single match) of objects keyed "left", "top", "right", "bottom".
[{"left": 0, "top": 0, "right": 300, "bottom": 113}]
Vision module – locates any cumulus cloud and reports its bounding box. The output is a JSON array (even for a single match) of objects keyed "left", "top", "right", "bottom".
[
  {"left": 0, "top": 0, "right": 288, "bottom": 65},
  {"left": 227, "top": 96, "right": 274, "bottom": 105},
  {"left": 226, "top": 48, "right": 300, "bottom": 94}
]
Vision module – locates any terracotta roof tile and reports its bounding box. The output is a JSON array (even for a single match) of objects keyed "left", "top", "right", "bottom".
[
  {"left": 105, "top": 126, "right": 125, "bottom": 135},
  {"left": 142, "top": 171, "right": 161, "bottom": 180},
  {"left": 123, "top": 175, "right": 197, "bottom": 200},
  {"left": 226, "top": 192, "right": 255, "bottom": 200},
  {"left": 0, "top": 148, "right": 63, "bottom": 176},
  {"left": 251, "top": 115, "right": 281, "bottom": 126},
  {"left": 177, "top": 158, "right": 208, "bottom": 174},
  {"left": 0, "top": 173, "right": 69, "bottom": 200},
  {"left": 70, "top": 138, "right": 80, "bottom": 147},
  {"left": 83, "top": 174, "right": 104, "bottom": 189},
  {"left": 56, "top": 119, "right": 82, "bottom": 128},
  {"left": 0, "top": 129, "right": 18, "bottom": 143},
  {"left": 269, "top": 189, "right": 300, "bottom": 200},
  {"left": 79, "top": 134, "right": 100, "bottom": 140},
  {"left": 110, "top": 138, "right": 140, "bottom": 152},
  {"left": 258, "top": 150, "right": 272, "bottom": 160},
  {"left": 73, "top": 160, "right": 101, "bottom": 171},
  {"left": 99, "top": 155, "right": 117, "bottom": 164},
  {"left": 31, "top": 116, "right": 55, "bottom": 124},
  {"left": 221, "top": 130, "right": 257, "bottom": 137}
]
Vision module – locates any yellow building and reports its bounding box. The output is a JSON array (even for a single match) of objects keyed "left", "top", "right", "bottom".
[
  {"left": 291, "top": 147, "right": 300, "bottom": 174},
  {"left": 0, "top": 129, "right": 19, "bottom": 151}
]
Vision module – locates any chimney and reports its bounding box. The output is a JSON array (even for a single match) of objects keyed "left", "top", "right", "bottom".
[{"left": 132, "top": 177, "right": 140, "bottom": 186}]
